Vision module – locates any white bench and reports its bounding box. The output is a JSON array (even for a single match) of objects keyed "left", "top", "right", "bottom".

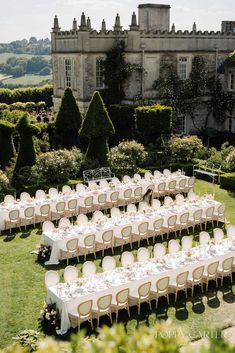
[
  {"left": 193, "top": 162, "right": 221, "bottom": 183},
  {"left": 83, "top": 167, "right": 115, "bottom": 184}
]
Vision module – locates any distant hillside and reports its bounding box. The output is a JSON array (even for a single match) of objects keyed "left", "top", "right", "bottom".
[{"left": 0, "top": 37, "right": 51, "bottom": 55}]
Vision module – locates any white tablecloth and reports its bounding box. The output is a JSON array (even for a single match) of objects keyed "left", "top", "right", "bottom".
[
  {"left": 42, "top": 197, "right": 221, "bottom": 265},
  {"left": 0, "top": 175, "right": 188, "bottom": 231},
  {"left": 46, "top": 238, "right": 235, "bottom": 334}
]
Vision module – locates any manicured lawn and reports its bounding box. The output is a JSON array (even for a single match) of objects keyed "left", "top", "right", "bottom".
[{"left": 0, "top": 179, "right": 235, "bottom": 348}]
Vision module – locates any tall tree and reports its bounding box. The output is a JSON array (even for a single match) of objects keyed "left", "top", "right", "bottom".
[
  {"left": 55, "top": 87, "right": 83, "bottom": 149},
  {"left": 0, "top": 120, "right": 15, "bottom": 169},
  {"left": 80, "top": 91, "right": 115, "bottom": 164}
]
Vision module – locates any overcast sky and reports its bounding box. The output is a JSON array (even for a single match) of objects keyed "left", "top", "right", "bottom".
[{"left": 1, "top": 0, "right": 235, "bottom": 42}]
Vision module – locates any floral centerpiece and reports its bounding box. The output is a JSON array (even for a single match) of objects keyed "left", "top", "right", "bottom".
[
  {"left": 40, "top": 303, "right": 60, "bottom": 331},
  {"left": 37, "top": 244, "right": 51, "bottom": 263}
]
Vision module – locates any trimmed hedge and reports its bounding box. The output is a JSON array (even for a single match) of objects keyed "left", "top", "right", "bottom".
[
  {"left": 108, "top": 104, "right": 136, "bottom": 144},
  {"left": 135, "top": 104, "right": 172, "bottom": 143},
  {"left": 220, "top": 172, "right": 235, "bottom": 190},
  {"left": 0, "top": 120, "right": 15, "bottom": 169},
  {"left": 139, "top": 163, "right": 194, "bottom": 176},
  {"left": 0, "top": 85, "right": 53, "bottom": 107}
]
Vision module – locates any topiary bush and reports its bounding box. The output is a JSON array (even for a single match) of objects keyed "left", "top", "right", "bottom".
[
  {"left": 80, "top": 91, "right": 115, "bottom": 164},
  {"left": 31, "top": 148, "right": 84, "bottom": 185},
  {"left": 55, "top": 87, "right": 83, "bottom": 149},
  {"left": 14, "top": 113, "right": 40, "bottom": 173},
  {"left": 108, "top": 104, "right": 136, "bottom": 145},
  {"left": 107, "top": 140, "right": 147, "bottom": 177},
  {"left": 135, "top": 104, "right": 172, "bottom": 143},
  {"left": 168, "top": 135, "right": 203, "bottom": 163},
  {"left": 0, "top": 120, "right": 15, "bottom": 169}
]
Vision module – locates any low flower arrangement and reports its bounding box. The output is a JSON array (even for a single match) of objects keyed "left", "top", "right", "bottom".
[
  {"left": 40, "top": 303, "right": 60, "bottom": 331},
  {"left": 37, "top": 244, "right": 51, "bottom": 262}
]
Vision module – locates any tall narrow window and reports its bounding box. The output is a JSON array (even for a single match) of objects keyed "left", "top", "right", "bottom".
[
  {"left": 176, "top": 115, "right": 186, "bottom": 133},
  {"left": 65, "top": 59, "right": 72, "bottom": 87},
  {"left": 229, "top": 73, "right": 234, "bottom": 90},
  {"left": 228, "top": 117, "right": 232, "bottom": 132},
  {"left": 178, "top": 57, "right": 189, "bottom": 80},
  {"left": 96, "top": 58, "right": 104, "bottom": 89}
]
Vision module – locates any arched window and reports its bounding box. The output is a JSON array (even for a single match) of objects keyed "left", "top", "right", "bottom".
[{"left": 96, "top": 57, "right": 104, "bottom": 89}]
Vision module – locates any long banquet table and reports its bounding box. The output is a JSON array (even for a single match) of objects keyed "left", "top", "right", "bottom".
[
  {"left": 47, "top": 238, "right": 235, "bottom": 334},
  {"left": 42, "top": 197, "right": 221, "bottom": 265},
  {"left": 0, "top": 174, "right": 189, "bottom": 231}
]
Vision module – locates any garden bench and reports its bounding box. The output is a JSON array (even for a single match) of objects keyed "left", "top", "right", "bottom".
[
  {"left": 193, "top": 162, "right": 221, "bottom": 184},
  {"left": 83, "top": 167, "right": 115, "bottom": 183}
]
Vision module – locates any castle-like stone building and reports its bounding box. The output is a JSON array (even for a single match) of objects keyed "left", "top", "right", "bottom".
[{"left": 51, "top": 3, "right": 235, "bottom": 134}]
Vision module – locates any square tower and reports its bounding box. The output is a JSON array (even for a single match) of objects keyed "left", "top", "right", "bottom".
[{"left": 138, "top": 3, "right": 170, "bottom": 32}]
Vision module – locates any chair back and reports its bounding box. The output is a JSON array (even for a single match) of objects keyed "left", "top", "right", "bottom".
[
  {"left": 121, "top": 252, "right": 135, "bottom": 267},
  {"left": 45, "top": 270, "right": 59, "bottom": 288},
  {"left": 168, "top": 239, "right": 180, "bottom": 254},
  {"left": 121, "top": 225, "right": 132, "bottom": 239},
  {"left": 62, "top": 185, "right": 72, "bottom": 194},
  {"left": 110, "top": 207, "right": 121, "bottom": 218},
  {"left": 66, "top": 238, "right": 78, "bottom": 251},
  {"left": 78, "top": 300, "right": 93, "bottom": 316},
  {"left": 102, "top": 256, "right": 116, "bottom": 272},
  {"left": 4, "top": 194, "right": 15, "bottom": 204},
  {"left": 40, "top": 204, "right": 50, "bottom": 216},
  {"left": 97, "top": 294, "right": 112, "bottom": 310},
  {"left": 168, "top": 180, "right": 176, "bottom": 191},
  {"left": 188, "top": 191, "right": 197, "bottom": 201},
  {"left": 167, "top": 215, "right": 177, "bottom": 227},
  {"left": 138, "top": 201, "right": 149, "bottom": 211},
  {"left": 199, "top": 231, "right": 210, "bottom": 246},
  {"left": 188, "top": 176, "right": 195, "bottom": 187},
  {"left": 82, "top": 261, "right": 96, "bottom": 277},
  {"left": 127, "top": 204, "right": 137, "bottom": 213},
  {"left": 116, "top": 288, "right": 129, "bottom": 304},
  {"left": 9, "top": 209, "right": 19, "bottom": 221},
  {"left": 20, "top": 192, "right": 31, "bottom": 202},
  {"left": 218, "top": 203, "right": 225, "bottom": 215},
  {"left": 154, "top": 170, "right": 161, "bottom": 179},
  {"left": 68, "top": 199, "right": 77, "bottom": 210},
  {"left": 153, "top": 243, "right": 166, "bottom": 259},
  {"left": 58, "top": 217, "right": 70, "bottom": 228},
  {"left": 227, "top": 225, "right": 235, "bottom": 237},
  {"left": 35, "top": 190, "right": 46, "bottom": 200},
  {"left": 84, "top": 234, "right": 96, "bottom": 247},
  {"left": 110, "top": 191, "right": 119, "bottom": 202},
  {"left": 24, "top": 206, "right": 34, "bottom": 218},
  {"left": 192, "top": 266, "right": 204, "bottom": 280},
  {"left": 193, "top": 209, "right": 202, "bottom": 221},
  {"left": 175, "top": 194, "right": 184, "bottom": 204},
  {"left": 222, "top": 257, "right": 233, "bottom": 271},
  {"left": 134, "top": 186, "right": 142, "bottom": 197},
  {"left": 152, "top": 199, "right": 161, "bottom": 209},
  {"left": 137, "top": 247, "right": 150, "bottom": 262},
  {"left": 76, "top": 183, "right": 85, "bottom": 192},
  {"left": 98, "top": 193, "right": 107, "bottom": 204},
  {"left": 206, "top": 206, "right": 214, "bottom": 218},
  {"left": 134, "top": 173, "right": 141, "bottom": 181},
  {"left": 163, "top": 169, "right": 171, "bottom": 177},
  {"left": 56, "top": 201, "right": 65, "bottom": 212},
  {"left": 213, "top": 228, "right": 224, "bottom": 244},
  {"left": 158, "top": 182, "right": 166, "bottom": 192},
  {"left": 138, "top": 222, "right": 149, "bottom": 234},
  {"left": 111, "top": 177, "right": 119, "bottom": 185},
  {"left": 124, "top": 188, "right": 132, "bottom": 199},
  {"left": 157, "top": 276, "right": 169, "bottom": 291},
  {"left": 180, "top": 212, "right": 189, "bottom": 224},
  {"left": 64, "top": 266, "right": 78, "bottom": 282},
  {"left": 207, "top": 261, "right": 219, "bottom": 275},
  {"left": 92, "top": 210, "right": 104, "bottom": 222},
  {"left": 100, "top": 180, "right": 109, "bottom": 188},
  {"left": 102, "top": 230, "right": 113, "bottom": 243},
  {"left": 85, "top": 196, "right": 93, "bottom": 207},
  {"left": 144, "top": 171, "right": 152, "bottom": 180},
  {"left": 48, "top": 187, "right": 58, "bottom": 198},
  {"left": 181, "top": 236, "right": 192, "bottom": 251},
  {"left": 153, "top": 218, "right": 164, "bottom": 231},
  {"left": 123, "top": 175, "right": 131, "bottom": 183},
  {"left": 42, "top": 220, "right": 54, "bottom": 233},
  {"left": 164, "top": 196, "right": 173, "bottom": 207},
  {"left": 176, "top": 271, "right": 189, "bottom": 285},
  {"left": 77, "top": 214, "right": 88, "bottom": 225},
  {"left": 179, "top": 178, "right": 187, "bottom": 188},
  {"left": 138, "top": 282, "right": 151, "bottom": 298}
]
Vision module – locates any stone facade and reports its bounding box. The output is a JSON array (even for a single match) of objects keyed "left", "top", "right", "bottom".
[{"left": 51, "top": 4, "right": 235, "bottom": 133}]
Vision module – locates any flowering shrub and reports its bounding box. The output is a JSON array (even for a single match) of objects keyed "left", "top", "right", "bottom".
[
  {"left": 226, "top": 148, "right": 235, "bottom": 172},
  {"left": 12, "top": 329, "right": 40, "bottom": 352},
  {"left": 168, "top": 135, "right": 203, "bottom": 162},
  {"left": 40, "top": 303, "right": 60, "bottom": 331},
  {"left": 31, "top": 148, "right": 84, "bottom": 184},
  {"left": 0, "top": 170, "right": 10, "bottom": 193},
  {"left": 107, "top": 140, "right": 147, "bottom": 176},
  {"left": 37, "top": 245, "right": 51, "bottom": 263}
]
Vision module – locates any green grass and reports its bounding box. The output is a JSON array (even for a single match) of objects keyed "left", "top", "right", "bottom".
[
  {"left": 2, "top": 74, "right": 52, "bottom": 86},
  {"left": 0, "top": 179, "right": 235, "bottom": 348}
]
